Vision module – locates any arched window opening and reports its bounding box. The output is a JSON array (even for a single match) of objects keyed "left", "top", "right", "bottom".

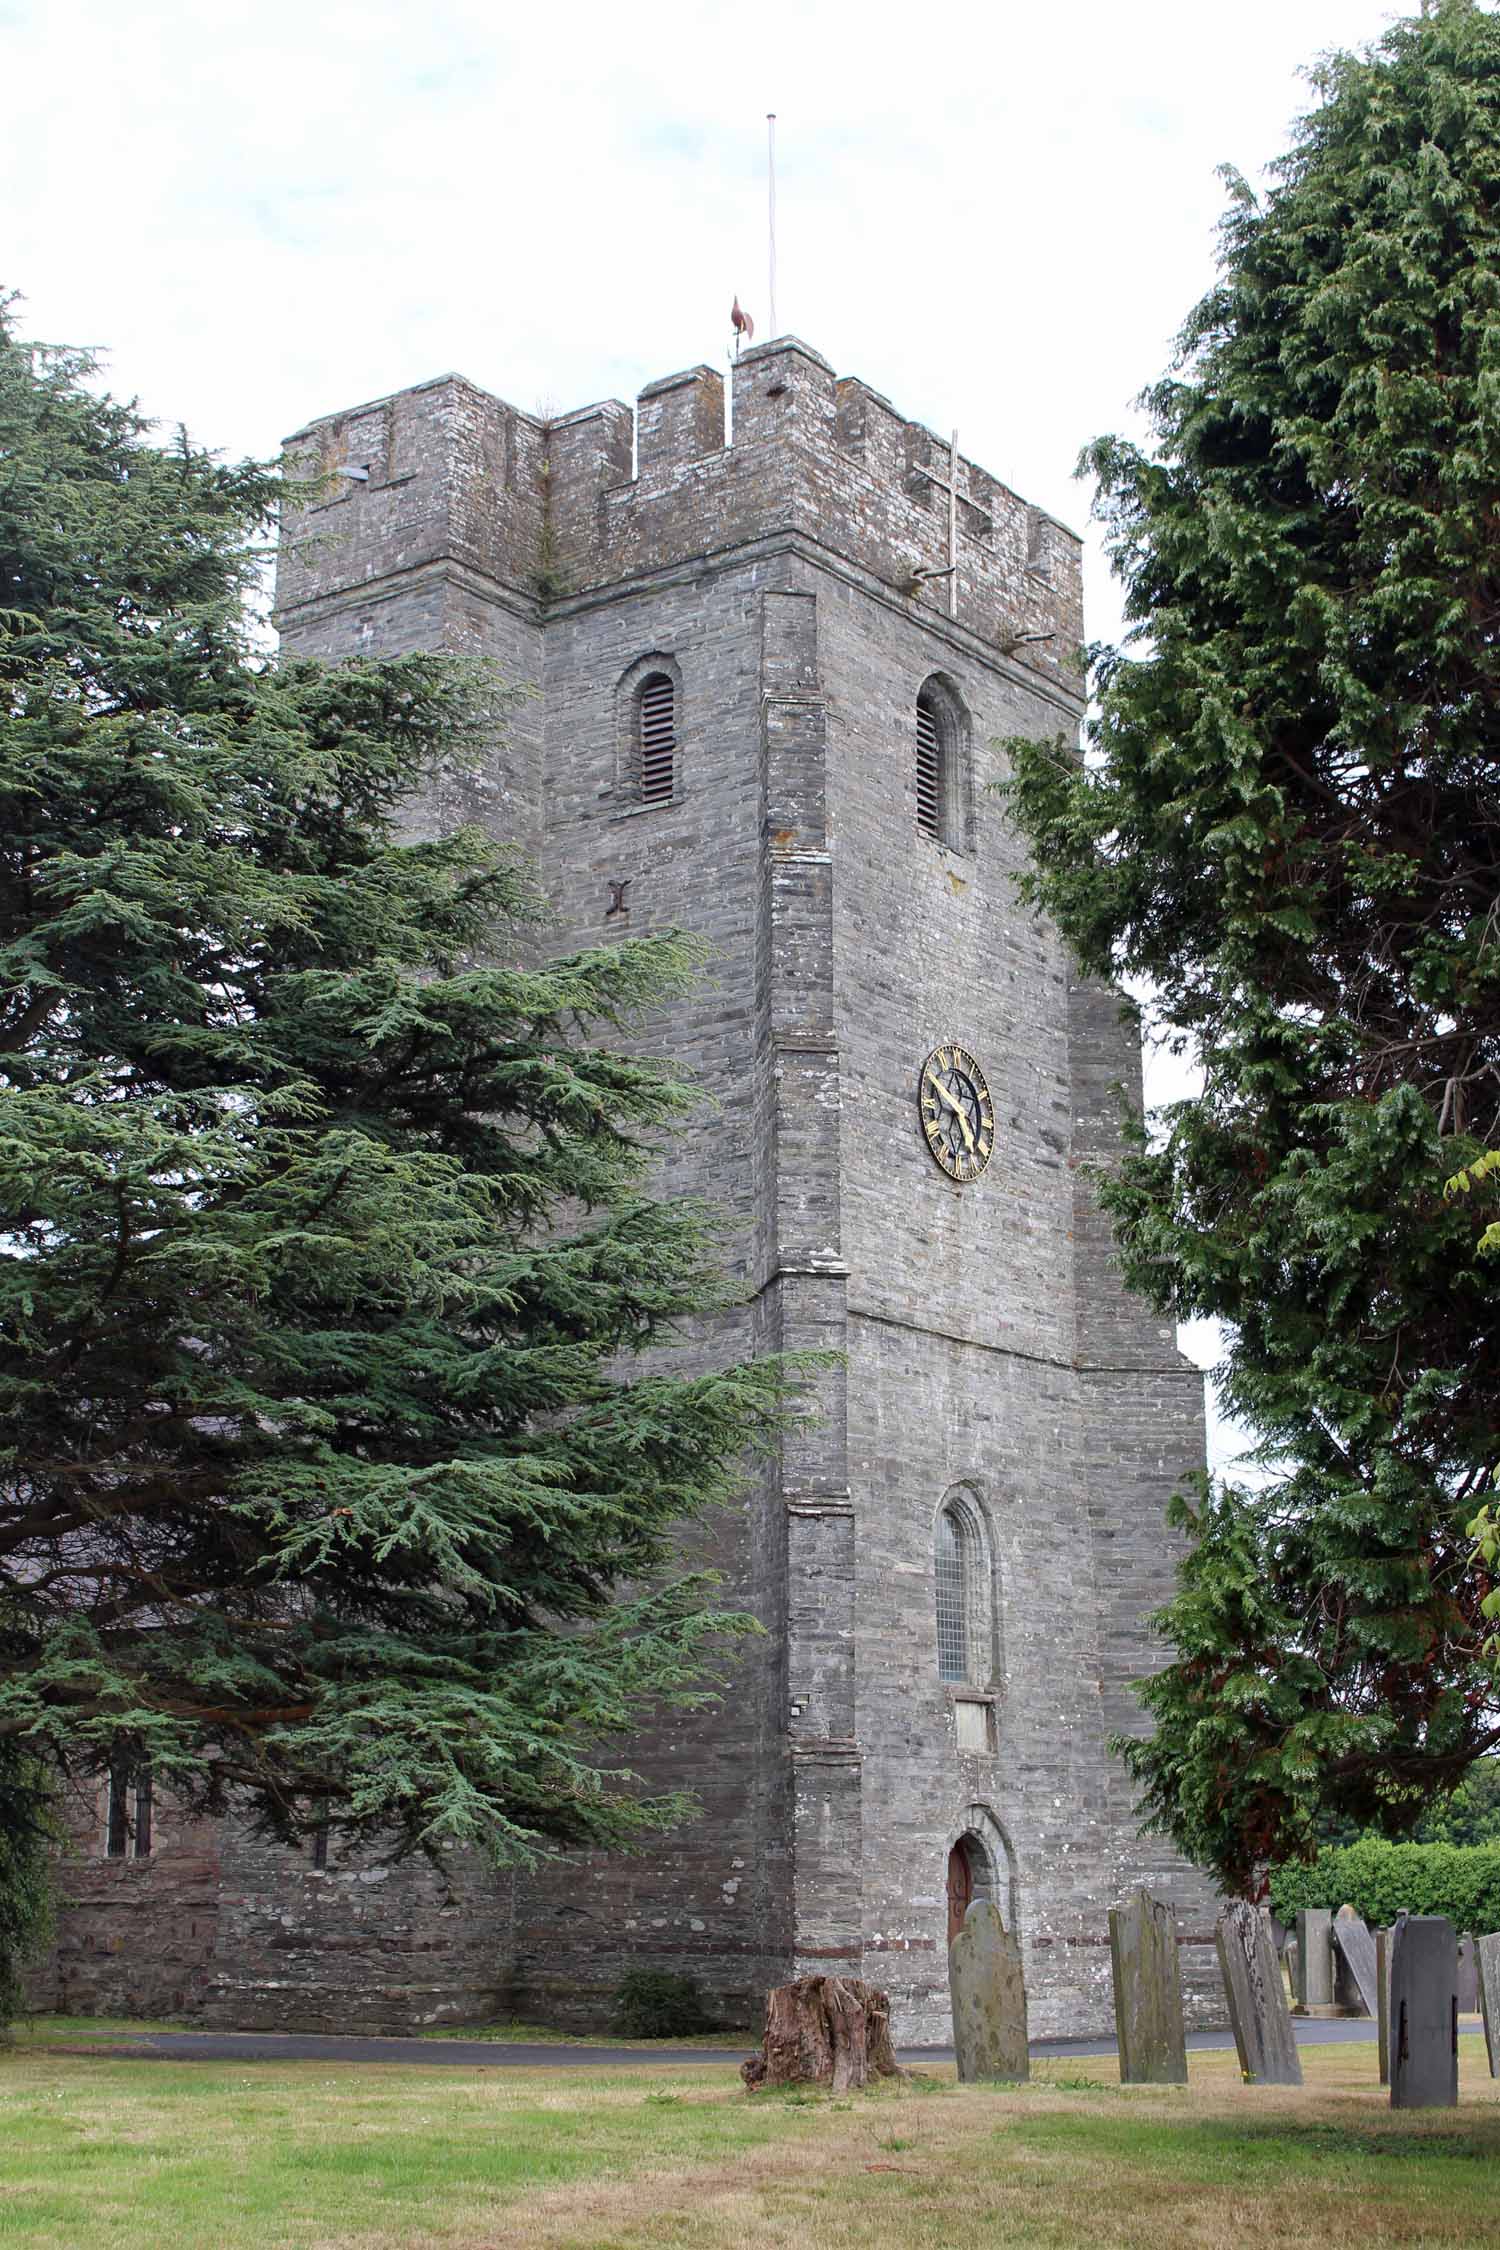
[
  {"left": 915, "top": 688, "right": 944, "bottom": 839},
  {"left": 915, "top": 676, "right": 971, "bottom": 850},
  {"left": 638, "top": 672, "right": 676, "bottom": 805},
  {"left": 935, "top": 1486, "right": 995, "bottom": 1690},
  {"left": 935, "top": 1503, "right": 972, "bottom": 1683},
  {"left": 104, "top": 1761, "right": 152, "bottom": 1860}
]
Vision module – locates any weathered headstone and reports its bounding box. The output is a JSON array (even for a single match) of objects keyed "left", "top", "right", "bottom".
[
  {"left": 1283, "top": 1935, "right": 1299, "bottom": 2001},
  {"left": 1109, "top": 1888, "right": 1188, "bottom": 2084},
  {"left": 1215, "top": 1902, "right": 1302, "bottom": 2085},
  {"left": 1457, "top": 1934, "right": 1479, "bottom": 2013},
  {"left": 1477, "top": 1933, "right": 1500, "bottom": 2079},
  {"left": 1332, "top": 1903, "right": 1378, "bottom": 2017},
  {"left": 1389, "top": 1914, "right": 1459, "bottom": 2110},
  {"left": 1294, "top": 1907, "right": 1334, "bottom": 2009},
  {"left": 1376, "top": 1926, "right": 1393, "bottom": 2084},
  {"left": 948, "top": 1901, "right": 1029, "bottom": 2082}
]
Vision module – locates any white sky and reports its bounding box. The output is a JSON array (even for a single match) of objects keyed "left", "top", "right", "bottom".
[{"left": 3, "top": 0, "right": 1412, "bottom": 1466}]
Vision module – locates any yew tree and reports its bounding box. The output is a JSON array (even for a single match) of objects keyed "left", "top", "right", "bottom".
[
  {"left": 1004, "top": 1, "right": 1500, "bottom": 1890},
  {"left": 0, "top": 301, "right": 787, "bottom": 1900}
]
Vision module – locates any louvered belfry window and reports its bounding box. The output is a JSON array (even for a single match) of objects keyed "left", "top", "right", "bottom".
[
  {"left": 638, "top": 673, "right": 676, "bottom": 805},
  {"left": 916, "top": 690, "right": 944, "bottom": 838}
]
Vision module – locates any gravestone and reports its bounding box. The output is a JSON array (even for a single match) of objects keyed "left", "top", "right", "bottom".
[
  {"left": 1389, "top": 1914, "right": 1459, "bottom": 2110},
  {"left": 1376, "top": 1926, "right": 1392, "bottom": 2085},
  {"left": 1457, "top": 1934, "right": 1479, "bottom": 2013},
  {"left": 1215, "top": 1902, "right": 1302, "bottom": 2085},
  {"left": 1283, "top": 1935, "right": 1299, "bottom": 2001},
  {"left": 1477, "top": 1933, "right": 1500, "bottom": 2079},
  {"left": 1294, "top": 1907, "right": 1334, "bottom": 2009},
  {"left": 948, "top": 1901, "right": 1029, "bottom": 2082},
  {"left": 1332, "top": 1903, "right": 1378, "bottom": 2017},
  {"left": 1109, "top": 1888, "right": 1188, "bottom": 2084}
]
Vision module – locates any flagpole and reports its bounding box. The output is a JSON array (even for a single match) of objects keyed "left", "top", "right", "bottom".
[{"left": 767, "top": 113, "right": 778, "bottom": 338}]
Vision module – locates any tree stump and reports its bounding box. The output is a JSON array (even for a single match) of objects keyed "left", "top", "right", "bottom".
[{"left": 740, "top": 1975, "right": 902, "bottom": 2092}]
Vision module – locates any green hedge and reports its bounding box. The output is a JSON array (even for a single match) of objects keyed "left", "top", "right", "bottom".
[{"left": 1267, "top": 1839, "right": 1500, "bottom": 1934}]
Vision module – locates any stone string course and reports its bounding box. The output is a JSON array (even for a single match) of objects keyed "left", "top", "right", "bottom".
[{"left": 31, "top": 337, "right": 1222, "bottom": 2041}]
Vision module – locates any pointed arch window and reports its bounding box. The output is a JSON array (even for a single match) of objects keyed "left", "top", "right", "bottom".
[
  {"left": 934, "top": 1488, "right": 994, "bottom": 1687},
  {"left": 916, "top": 689, "right": 945, "bottom": 840},
  {"left": 915, "top": 677, "right": 970, "bottom": 851},
  {"left": 104, "top": 1761, "right": 152, "bottom": 1859},
  {"left": 638, "top": 672, "right": 677, "bottom": 805}
]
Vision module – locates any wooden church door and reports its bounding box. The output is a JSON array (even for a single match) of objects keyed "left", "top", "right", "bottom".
[{"left": 946, "top": 1843, "right": 974, "bottom": 1943}]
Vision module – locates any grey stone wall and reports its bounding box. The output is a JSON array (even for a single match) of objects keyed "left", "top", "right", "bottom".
[
  {"left": 30, "top": 1783, "right": 513, "bottom": 2033},
  {"left": 32, "top": 335, "right": 1222, "bottom": 2039}
]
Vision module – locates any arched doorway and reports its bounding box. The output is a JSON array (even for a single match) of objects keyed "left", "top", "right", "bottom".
[
  {"left": 946, "top": 1840, "right": 975, "bottom": 1943},
  {"left": 945, "top": 1812, "right": 1018, "bottom": 1946},
  {"left": 949, "top": 1836, "right": 998, "bottom": 1944}
]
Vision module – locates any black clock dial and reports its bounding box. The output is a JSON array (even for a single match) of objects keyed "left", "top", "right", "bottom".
[{"left": 918, "top": 1044, "right": 995, "bottom": 1183}]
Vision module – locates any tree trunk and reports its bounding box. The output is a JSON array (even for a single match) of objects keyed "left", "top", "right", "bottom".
[{"left": 741, "top": 1975, "right": 902, "bottom": 2092}]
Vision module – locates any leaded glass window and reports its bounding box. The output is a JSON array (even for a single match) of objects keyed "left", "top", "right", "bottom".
[{"left": 935, "top": 1504, "right": 972, "bottom": 1682}]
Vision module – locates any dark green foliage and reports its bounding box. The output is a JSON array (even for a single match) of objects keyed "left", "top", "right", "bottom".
[
  {"left": 609, "top": 1968, "right": 710, "bottom": 2039},
  {"left": 0, "top": 300, "right": 792, "bottom": 1870},
  {"left": 1268, "top": 1838, "right": 1500, "bottom": 1934},
  {"left": 0, "top": 1742, "right": 53, "bottom": 2028},
  {"left": 1001, "top": 3, "right": 1500, "bottom": 1890},
  {"left": 1416, "top": 1761, "right": 1500, "bottom": 1846}
]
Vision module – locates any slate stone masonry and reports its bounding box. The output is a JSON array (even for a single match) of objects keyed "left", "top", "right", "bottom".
[{"left": 33, "top": 337, "right": 1221, "bottom": 2039}]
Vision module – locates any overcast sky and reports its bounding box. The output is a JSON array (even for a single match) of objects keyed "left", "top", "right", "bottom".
[{"left": 3, "top": 0, "right": 1416, "bottom": 1461}]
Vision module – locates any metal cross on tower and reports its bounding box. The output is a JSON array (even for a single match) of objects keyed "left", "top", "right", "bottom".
[{"left": 910, "top": 430, "right": 963, "bottom": 618}]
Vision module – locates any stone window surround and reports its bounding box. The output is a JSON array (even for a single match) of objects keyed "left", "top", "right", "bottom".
[
  {"left": 914, "top": 670, "right": 975, "bottom": 857},
  {"left": 102, "top": 1763, "right": 153, "bottom": 1862},
  {"left": 932, "top": 1481, "right": 1000, "bottom": 1694},
  {"left": 614, "top": 650, "right": 684, "bottom": 810}
]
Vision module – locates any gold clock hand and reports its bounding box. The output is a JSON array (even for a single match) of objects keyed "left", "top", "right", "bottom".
[{"left": 930, "top": 1074, "right": 976, "bottom": 1153}]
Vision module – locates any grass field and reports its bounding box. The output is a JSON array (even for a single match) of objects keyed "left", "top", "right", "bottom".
[{"left": 4, "top": 2032, "right": 1499, "bottom": 2248}]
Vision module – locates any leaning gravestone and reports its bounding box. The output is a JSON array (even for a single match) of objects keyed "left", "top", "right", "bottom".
[
  {"left": 948, "top": 1901, "right": 1029, "bottom": 2083},
  {"left": 1389, "top": 1914, "right": 1459, "bottom": 2110},
  {"left": 1215, "top": 1902, "right": 1302, "bottom": 2085},
  {"left": 1332, "top": 1903, "right": 1378, "bottom": 2017},
  {"left": 1294, "top": 1907, "right": 1334, "bottom": 2009},
  {"left": 1457, "top": 1934, "right": 1479, "bottom": 2014},
  {"left": 1110, "top": 1889, "right": 1188, "bottom": 2084},
  {"left": 1477, "top": 1933, "right": 1500, "bottom": 2079}
]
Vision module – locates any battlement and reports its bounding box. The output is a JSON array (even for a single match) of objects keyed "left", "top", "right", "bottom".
[{"left": 275, "top": 338, "right": 1082, "bottom": 680}]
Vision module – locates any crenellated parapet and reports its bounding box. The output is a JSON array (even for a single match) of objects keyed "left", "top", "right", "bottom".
[{"left": 275, "top": 338, "right": 1082, "bottom": 683}]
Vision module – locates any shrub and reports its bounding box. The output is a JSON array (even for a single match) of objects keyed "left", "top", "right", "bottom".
[
  {"left": 0, "top": 1746, "right": 54, "bottom": 2033},
  {"left": 1267, "top": 1839, "right": 1500, "bottom": 1934},
  {"left": 1415, "top": 1762, "right": 1500, "bottom": 1847},
  {"left": 610, "top": 1968, "right": 710, "bottom": 2039}
]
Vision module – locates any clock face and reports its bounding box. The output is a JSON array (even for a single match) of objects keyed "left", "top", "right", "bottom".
[{"left": 918, "top": 1044, "right": 994, "bottom": 1183}]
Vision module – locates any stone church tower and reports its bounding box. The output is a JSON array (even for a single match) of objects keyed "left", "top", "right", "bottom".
[{"left": 34, "top": 337, "right": 1222, "bottom": 2041}]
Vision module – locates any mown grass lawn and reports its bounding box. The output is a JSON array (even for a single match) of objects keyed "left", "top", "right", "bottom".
[{"left": 3, "top": 2035, "right": 1498, "bottom": 2248}]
